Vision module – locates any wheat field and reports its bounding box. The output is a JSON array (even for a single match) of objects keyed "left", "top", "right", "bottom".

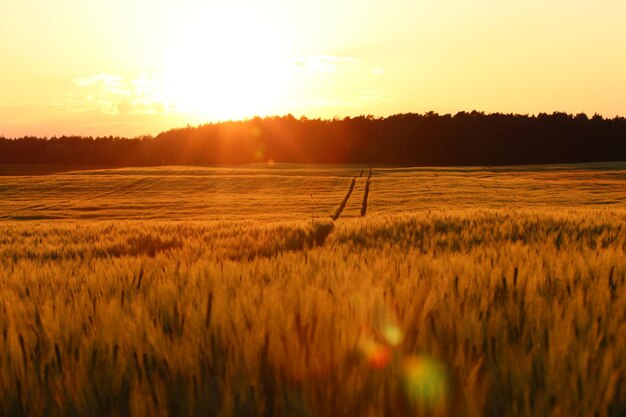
[{"left": 0, "top": 163, "right": 625, "bottom": 417}]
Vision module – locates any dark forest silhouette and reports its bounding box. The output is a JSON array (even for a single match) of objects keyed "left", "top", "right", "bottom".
[{"left": 1, "top": 112, "right": 625, "bottom": 166}]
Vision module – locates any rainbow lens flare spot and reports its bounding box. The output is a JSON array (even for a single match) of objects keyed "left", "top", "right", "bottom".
[
  {"left": 402, "top": 355, "right": 448, "bottom": 410},
  {"left": 381, "top": 322, "right": 404, "bottom": 347},
  {"left": 359, "top": 338, "right": 392, "bottom": 369}
]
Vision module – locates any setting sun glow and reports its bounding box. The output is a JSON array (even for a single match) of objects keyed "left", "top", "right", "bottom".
[
  {"left": 2, "top": 0, "right": 626, "bottom": 137},
  {"left": 159, "top": 11, "right": 294, "bottom": 122}
]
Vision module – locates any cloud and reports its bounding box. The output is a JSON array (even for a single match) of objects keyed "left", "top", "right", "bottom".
[
  {"left": 356, "top": 89, "right": 396, "bottom": 105},
  {"left": 72, "top": 73, "right": 124, "bottom": 89},
  {"left": 116, "top": 99, "right": 133, "bottom": 115},
  {"left": 294, "top": 55, "right": 360, "bottom": 73},
  {"left": 66, "top": 73, "right": 169, "bottom": 115},
  {"left": 0, "top": 103, "right": 192, "bottom": 138}
]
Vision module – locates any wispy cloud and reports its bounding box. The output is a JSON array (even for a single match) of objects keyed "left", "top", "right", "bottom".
[
  {"left": 66, "top": 73, "right": 170, "bottom": 115},
  {"left": 356, "top": 89, "right": 396, "bottom": 104},
  {"left": 0, "top": 103, "right": 191, "bottom": 138},
  {"left": 294, "top": 55, "right": 360, "bottom": 73},
  {"left": 72, "top": 73, "right": 124, "bottom": 89}
]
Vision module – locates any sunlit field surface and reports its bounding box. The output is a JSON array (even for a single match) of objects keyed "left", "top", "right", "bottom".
[
  {"left": 0, "top": 163, "right": 625, "bottom": 417},
  {"left": 1, "top": 162, "right": 625, "bottom": 221}
]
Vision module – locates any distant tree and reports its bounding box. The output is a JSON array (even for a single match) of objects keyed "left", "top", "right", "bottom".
[{"left": 1, "top": 112, "right": 625, "bottom": 166}]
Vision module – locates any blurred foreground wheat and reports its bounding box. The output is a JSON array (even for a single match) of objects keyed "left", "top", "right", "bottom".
[{"left": 0, "top": 207, "right": 625, "bottom": 417}]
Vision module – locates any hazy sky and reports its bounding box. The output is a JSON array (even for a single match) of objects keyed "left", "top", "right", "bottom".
[{"left": 2, "top": 0, "right": 626, "bottom": 137}]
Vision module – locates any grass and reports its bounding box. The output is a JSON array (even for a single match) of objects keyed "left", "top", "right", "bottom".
[{"left": 0, "top": 163, "right": 625, "bottom": 417}]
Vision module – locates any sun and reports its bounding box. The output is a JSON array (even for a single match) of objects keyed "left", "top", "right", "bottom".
[{"left": 159, "top": 13, "right": 293, "bottom": 122}]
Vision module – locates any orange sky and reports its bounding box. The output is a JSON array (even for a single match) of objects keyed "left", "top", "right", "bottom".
[{"left": 2, "top": 0, "right": 626, "bottom": 137}]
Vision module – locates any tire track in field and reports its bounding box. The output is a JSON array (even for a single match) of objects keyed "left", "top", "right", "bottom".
[
  {"left": 1, "top": 201, "right": 52, "bottom": 219},
  {"left": 111, "top": 177, "right": 162, "bottom": 197},
  {"left": 4, "top": 178, "right": 70, "bottom": 213},
  {"left": 330, "top": 178, "right": 357, "bottom": 220},
  {"left": 93, "top": 177, "right": 160, "bottom": 198},
  {"left": 10, "top": 178, "right": 155, "bottom": 215},
  {"left": 3, "top": 177, "right": 163, "bottom": 219},
  {"left": 3, "top": 200, "right": 77, "bottom": 220},
  {"left": 421, "top": 184, "right": 454, "bottom": 207}
]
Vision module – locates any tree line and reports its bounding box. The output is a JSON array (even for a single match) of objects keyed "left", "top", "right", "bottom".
[{"left": 1, "top": 111, "right": 625, "bottom": 166}]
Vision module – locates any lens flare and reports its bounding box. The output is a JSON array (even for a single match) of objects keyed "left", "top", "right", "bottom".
[
  {"left": 402, "top": 355, "right": 449, "bottom": 411},
  {"left": 381, "top": 321, "right": 404, "bottom": 347},
  {"left": 359, "top": 337, "right": 392, "bottom": 369}
]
